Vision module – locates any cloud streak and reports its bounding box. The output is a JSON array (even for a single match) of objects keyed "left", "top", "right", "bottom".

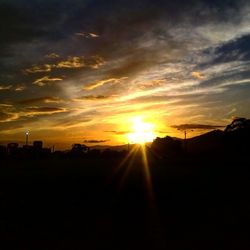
[
  {"left": 83, "top": 77, "right": 127, "bottom": 90},
  {"left": 171, "top": 124, "right": 225, "bottom": 130},
  {"left": 18, "top": 96, "right": 62, "bottom": 105},
  {"left": 83, "top": 139, "right": 109, "bottom": 143},
  {"left": 33, "top": 76, "right": 63, "bottom": 86}
]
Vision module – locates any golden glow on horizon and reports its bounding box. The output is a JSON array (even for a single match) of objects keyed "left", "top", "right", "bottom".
[{"left": 127, "top": 117, "right": 156, "bottom": 144}]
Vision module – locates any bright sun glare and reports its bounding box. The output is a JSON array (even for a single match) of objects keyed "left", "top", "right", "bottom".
[{"left": 127, "top": 117, "right": 156, "bottom": 144}]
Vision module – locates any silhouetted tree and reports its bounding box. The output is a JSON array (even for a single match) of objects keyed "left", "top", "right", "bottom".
[
  {"left": 224, "top": 118, "right": 250, "bottom": 155},
  {"left": 225, "top": 118, "right": 250, "bottom": 132},
  {"left": 71, "top": 144, "right": 89, "bottom": 156}
]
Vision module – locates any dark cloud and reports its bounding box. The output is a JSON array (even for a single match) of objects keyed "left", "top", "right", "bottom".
[
  {"left": 83, "top": 139, "right": 109, "bottom": 143},
  {"left": 198, "top": 68, "right": 250, "bottom": 90},
  {"left": 25, "top": 107, "right": 65, "bottom": 113},
  {"left": 171, "top": 124, "right": 225, "bottom": 130},
  {"left": 200, "top": 34, "right": 250, "bottom": 68},
  {"left": 76, "top": 95, "right": 110, "bottom": 100},
  {"left": 215, "top": 34, "right": 250, "bottom": 62}
]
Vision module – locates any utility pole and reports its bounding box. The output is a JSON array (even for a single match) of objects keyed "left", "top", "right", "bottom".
[
  {"left": 178, "top": 129, "right": 192, "bottom": 154},
  {"left": 184, "top": 130, "right": 187, "bottom": 153}
]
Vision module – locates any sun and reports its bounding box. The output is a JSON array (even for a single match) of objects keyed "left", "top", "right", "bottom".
[{"left": 127, "top": 117, "right": 156, "bottom": 144}]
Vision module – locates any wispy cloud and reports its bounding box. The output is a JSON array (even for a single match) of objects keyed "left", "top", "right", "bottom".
[
  {"left": 83, "top": 77, "right": 127, "bottom": 90},
  {"left": 0, "top": 111, "right": 19, "bottom": 123},
  {"left": 74, "top": 95, "right": 111, "bottom": 101},
  {"left": 18, "top": 96, "right": 63, "bottom": 105},
  {"left": 24, "top": 55, "right": 104, "bottom": 75},
  {"left": 45, "top": 53, "right": 60, "bottom": 59},
  {"left": 75, "top": 32, "right": 99, "bottom": 38},
  {"left": 33, "top": 76, "right": 63, "bottom": 86},
  {"left": 14, "top": 85, "right": 26, "bottom": 91},
  {"left": 104, "top": 130, "right": 131, "bottom": 135},
  {"left": 24, "top": 107, "right": 66, "bottom": 115},
  {"left": 0, "top": 85, "right": 12, "bottom": 90},
  {"left": 171, "top": 124, "right": 225, "bottom": 130},
  {"left": 25, "top": 64, "right": 52, "bottom": 73}
]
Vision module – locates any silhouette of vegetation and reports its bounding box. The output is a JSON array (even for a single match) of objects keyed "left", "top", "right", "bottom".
[{"left": 151, "top": 136, "right": 183, "bottom": 157}]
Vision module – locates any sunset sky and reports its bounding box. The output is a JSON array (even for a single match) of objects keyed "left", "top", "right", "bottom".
[{"left": 1, "top": 0, "right": 250, "bottom": 149}]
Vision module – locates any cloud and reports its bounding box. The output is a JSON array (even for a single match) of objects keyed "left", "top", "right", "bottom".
[
  {"left": 0, "top": 85, "right": 12, "bottom": 90},
  {"left": 24, "top": 107, "right": 66, "bottom": 114},
  {"left": 18, "top": 96, "right": 62, "bottom": 105},
  {"left": 14, "top": 85, "right": 26, "bottom": 91},
  {"left": 89, "top": 33, "right": 99, "bottom": 38},
  {"left": 138, "top": 79, "right": 165, "bottom": 90},
  {"left": 83, "top": 139, "right": 109, "bottom": 143},
  {"left": 33, "top": 76, "right": 63, "bottom": 86},
  {"left": 74, "top": 95, "right": 110, "bottom": 101},
  {"left": 25, "top": 56, "right": 104, "bottom": 74},
  {"left": 75, "top": 32, "right": 99, "bottom": 38},
  {"left": 0, "top": 84, "right": 25, "bottom": 92},
  {"left": 25, "top": 64, "right": 52, "bottom": 73},
  {"left": 171, "top": 124, "right": 225, "bottom": 130},
  {"left": 104, "top": 130, "right": 130, "bottom": 135},
  {"left": 56, "top": 56, "right": 85, "bottom": 69},
  {"left": 0, "top": 111, "right": 18, "bottom": 123},
  {"left": 45, "top": 53, "right": 60, "bottom": 59},
  {"left": 192, "top": 71, "right": 205, "bottom": 79},
  {"left": 83, "top": 77, "right": 127, "bottom": 90}
]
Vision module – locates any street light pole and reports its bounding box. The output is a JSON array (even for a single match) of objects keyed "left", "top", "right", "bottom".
[{"left": 25, "top": 131, "right": 29, "bottom": 146}]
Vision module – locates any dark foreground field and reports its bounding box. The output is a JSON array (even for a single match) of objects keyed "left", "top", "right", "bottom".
[{"left": 0, "top": 151, "right": 250, "bottom": 249}]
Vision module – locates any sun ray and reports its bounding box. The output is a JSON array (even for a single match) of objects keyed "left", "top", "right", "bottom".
[
  {"left": 106, "top": 145, "right": 139, "bottom": 185},
  {"left": 141, "top": 144, "right": 155, "bottom": 204}
]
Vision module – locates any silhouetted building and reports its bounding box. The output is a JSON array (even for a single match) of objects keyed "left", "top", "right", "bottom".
[
  {"left": 33, "top": 141, "right": 43, "bottom": 149},
  {"left": 7, "top": 143, "right": 19, "bottom": 155}
]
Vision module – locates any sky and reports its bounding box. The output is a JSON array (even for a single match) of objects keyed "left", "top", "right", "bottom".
[{"left": 1, "top": 0, "right": 250, "bottom": 149}]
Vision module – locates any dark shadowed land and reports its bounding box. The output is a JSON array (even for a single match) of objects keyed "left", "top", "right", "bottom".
[{"left": 0, "top": 118, "right": 250, "bottom": 250}]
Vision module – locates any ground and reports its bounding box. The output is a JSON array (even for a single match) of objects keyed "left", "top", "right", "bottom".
[{"left": 0, "top": 152, "right": 249, "bottom": 249}]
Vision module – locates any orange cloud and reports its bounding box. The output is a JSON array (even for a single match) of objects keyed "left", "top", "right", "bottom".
[
  {"left": 45, "top": 53, "right": 60, "bottom": 59},
  {"left": 33, "top": 76, "right": 63, "bottom": 86},
  {"left": 25, "top": 64, "right": 52, "bottom": 73},
  {"left": 0, "top": 85, "right": 12, "bottom": 90},
  {"left": 191, "top": 71, "right": 205, "bottom": 79},
  {"left": 83, "top": 77, "right": 128, "bottom": 90},
  {"left": 24, "top": 107, "right": 66, "bottom": 115},
  {"left": 25, "top": 56, "right": 104, "bottom": 73},
  {"left": 18, "top": 96, "right": 62, "bottom": 105}
]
